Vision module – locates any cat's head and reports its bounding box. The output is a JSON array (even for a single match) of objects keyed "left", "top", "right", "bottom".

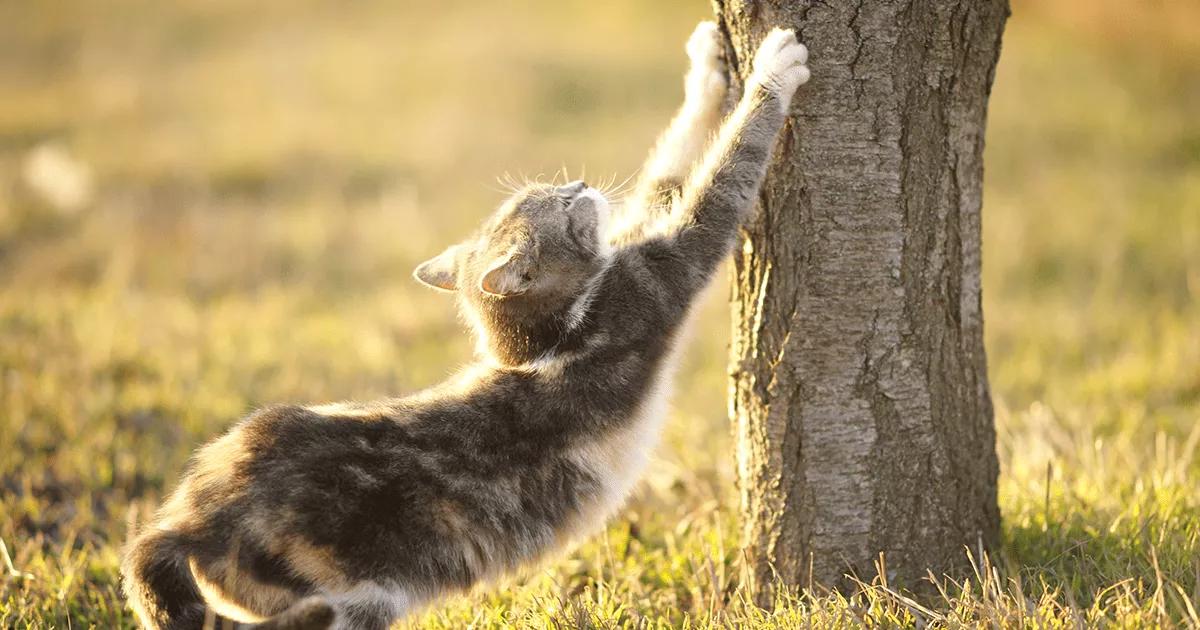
[{"left": 414, "top": 180, "right": 612, "bottom": 363}]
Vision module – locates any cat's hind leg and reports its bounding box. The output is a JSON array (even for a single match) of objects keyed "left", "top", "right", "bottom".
[
  {"left": 251, "top": 597, "right": 334, "bottom": 630},
  {"left": 254, "top": 583, "right": 408, "bottom": 630}
]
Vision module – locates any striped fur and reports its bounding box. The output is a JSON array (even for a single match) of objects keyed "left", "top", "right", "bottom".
[{"left": 121, "top": 24, "right": 809, "bottom": 630}]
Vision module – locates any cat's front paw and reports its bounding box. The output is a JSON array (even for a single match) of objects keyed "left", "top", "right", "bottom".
[
  {"left": 684, "top": 21, "right": 728, "bottom": 110},
  {"left": 748, "top": 28, "right": 810, "bottom": 109}
]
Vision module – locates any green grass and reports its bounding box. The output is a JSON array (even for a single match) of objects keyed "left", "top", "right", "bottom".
[{"left": 2, "top": 0, "right": 1199, "bottom": 627}]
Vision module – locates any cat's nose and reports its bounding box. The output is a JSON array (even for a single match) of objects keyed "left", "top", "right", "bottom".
[{"left": 556, "top": 180, "right": 587, "bottom": 196}]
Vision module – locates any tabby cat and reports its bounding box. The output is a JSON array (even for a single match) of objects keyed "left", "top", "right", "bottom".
[{"left": 122, "top": 23, "right": 810, "bottom": 630}]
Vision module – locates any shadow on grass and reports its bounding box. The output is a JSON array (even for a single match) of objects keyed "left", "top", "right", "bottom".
[{"left": 1003, "top": 512, "right": 1200, "bottom": 613}]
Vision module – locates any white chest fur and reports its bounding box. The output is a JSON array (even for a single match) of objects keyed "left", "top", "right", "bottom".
[{"left": 560, "top": 344, "right": 680, "bottom": 543}]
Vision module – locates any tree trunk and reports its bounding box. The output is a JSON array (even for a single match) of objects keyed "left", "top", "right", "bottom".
[{"left": 716, "top": 0, "right": 1008, "bottom": 601}]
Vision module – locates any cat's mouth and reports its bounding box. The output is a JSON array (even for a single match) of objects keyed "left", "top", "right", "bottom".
[
  {"left": 574, "top": 187, "right": 609, "bottom": 214},
  {"left": 555, "top": 180, "right": 612, "bottom": 257},
  {"left": 555, "top": 180, "right": 588, "bottom": 198},
  {"left": 557, "top": 180, "right": 610, "bottom": 217},
  {"left": 557, "top": 181, "right": 608, "bottom": 212},
  {"left": 578, "top": 188, "right": 612, "bottom": 258}
]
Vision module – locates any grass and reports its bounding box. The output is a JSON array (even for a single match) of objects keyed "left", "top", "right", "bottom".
[{"left": 1, "top": 0, "right": 1198, "bottom": 627}]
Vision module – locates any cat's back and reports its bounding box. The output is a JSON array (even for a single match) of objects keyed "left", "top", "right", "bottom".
[{"left": 157, "top": 403, "right": 413, "bottom": 526}]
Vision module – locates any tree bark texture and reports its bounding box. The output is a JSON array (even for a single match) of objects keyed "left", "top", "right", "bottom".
[{"left": 715, "top": 0, "right": 1008, "bottom": 600}]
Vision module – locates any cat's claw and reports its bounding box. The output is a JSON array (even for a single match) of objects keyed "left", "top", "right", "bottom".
[
  {"left": 684, "top": 21, "right": 728, "bottom": 109},
  {"left": 749, "top": 28, "right": 810, "bottom": 107}
]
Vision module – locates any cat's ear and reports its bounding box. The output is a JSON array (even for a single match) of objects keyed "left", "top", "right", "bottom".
[
  {"left": 413, "top": 244, "right": 463, "bottom": 292},
  {"left": 480, "top": 251, "right": 532, "bottom": 297}
]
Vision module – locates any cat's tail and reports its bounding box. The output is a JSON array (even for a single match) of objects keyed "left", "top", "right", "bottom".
[{"left": 121, "top": 529, "right": 207, "bottom": 630}]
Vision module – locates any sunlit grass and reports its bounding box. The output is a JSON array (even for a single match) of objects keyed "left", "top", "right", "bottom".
[{"left": 1, "top": 0, "right": 1198, "bottom": 627}]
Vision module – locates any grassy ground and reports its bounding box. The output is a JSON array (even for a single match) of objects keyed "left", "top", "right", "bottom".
[{"left": 1, "top": 0, "right": 1198, "bottom": 627}]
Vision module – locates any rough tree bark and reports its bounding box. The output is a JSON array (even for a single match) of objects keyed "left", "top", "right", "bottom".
[{"left": 715, "top": 0, "right": 1009, "bottom": 601}]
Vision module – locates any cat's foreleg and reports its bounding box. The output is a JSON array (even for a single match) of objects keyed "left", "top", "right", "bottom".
[
  {"left": 614, "top": 22, "right": 729, "bottom": 242},
  {"left": 651, "top": 28, "right": 810, "bottom": 295}
]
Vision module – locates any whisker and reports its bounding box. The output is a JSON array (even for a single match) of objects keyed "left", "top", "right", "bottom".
[
  {"left": 600, "top": 170, "right": 639, "bottom": 203},
  {"left": 493, "top": 173, "right": 523, "bottom": 195},
  {"left": 484, "top": 182, "right": 513, "bottom": 195},
  {"left": 601, "top": 173, "right": 618, "bottom": 192},
  {"left": 614, "top": 170, "right": 639, "bottom": 192},
  {"left": 500, "top": 171, "right": 524, "bottom": 193},
  {"left": 501, "top": 171, "right": 522, "bottom": 190}
]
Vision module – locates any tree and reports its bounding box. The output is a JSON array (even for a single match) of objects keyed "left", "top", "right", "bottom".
[{"left": 714, "top": 0, "right": 1009, "bottom": 602}]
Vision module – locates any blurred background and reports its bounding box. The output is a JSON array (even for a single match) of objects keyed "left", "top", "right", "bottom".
[{"left": 1, "top": 0, "right": 1197, "bottom": 626}]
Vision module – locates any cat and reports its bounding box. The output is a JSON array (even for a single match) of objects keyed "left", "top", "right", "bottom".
[{"left": 122, "top": 23, "right": 810, "bottom": 630}]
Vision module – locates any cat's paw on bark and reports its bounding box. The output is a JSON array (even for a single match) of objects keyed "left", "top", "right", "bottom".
[
  {"left": 749, "top": 28, "right": 810, "bottom": 108},
  {"left": 684, "top": 21, "right": 728, "bottom": 109}
]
